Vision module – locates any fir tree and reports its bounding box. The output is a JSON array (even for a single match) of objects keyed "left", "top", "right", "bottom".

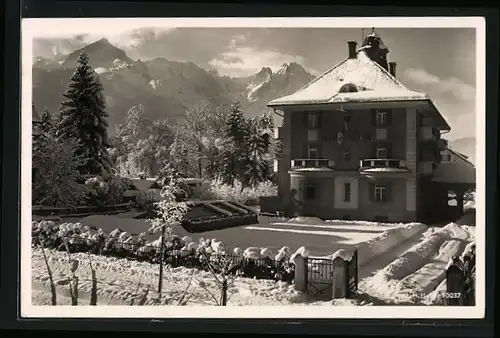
[
  {"left": 222, "top": 102, "right": 249, "bottom": 185},
  {"left": 241, "top": 117, "right": 271, "bottom": 187},
  {"left": 257, "top": 112, "right": 275, "bottom": 181},
  {"left": 38, "top": 108, "right": 56, "bottom": 135},
  {"left": 57, "top": 52, "right": 113, "bottom": 175}
]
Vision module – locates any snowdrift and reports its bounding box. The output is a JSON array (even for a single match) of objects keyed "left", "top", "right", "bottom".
[
  {"left": 355, "top": 223, "right": 427, "bottom": 266},
  {"left": 359, "top": 223, "right": 475, "bottom": 304},
  {"left": 287, "top": 217, "right": 326, "bottom": 225},
  {"left": 397, "top": 239, "right": 465, "bottom": 298},
  {"left": 373, "top": 230, "right": 450, "bottom": 282}
]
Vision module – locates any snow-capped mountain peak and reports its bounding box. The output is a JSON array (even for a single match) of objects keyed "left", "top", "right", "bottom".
[
  {"left": 61, "top": 38, "right": 134, "bottom": 69},
  {"left": 275, "top": 62, "right": 309, "bottom": 77}
]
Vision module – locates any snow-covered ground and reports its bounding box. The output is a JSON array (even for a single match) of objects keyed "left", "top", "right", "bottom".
[{"left": 31, "top": 217, "right": 475, "bottom": 306}]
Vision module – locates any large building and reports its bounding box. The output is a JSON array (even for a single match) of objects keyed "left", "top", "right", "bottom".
[{"left": 265, "top": 30, "right": 475, "bottom": 223}]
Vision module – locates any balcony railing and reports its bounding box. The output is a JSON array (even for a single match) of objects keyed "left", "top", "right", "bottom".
[
  {"left": 359, "top": 159, "right": 407, "bottom": 169},
  {"left": 291, "top": 158, "right": 335, "bottom": 169}
]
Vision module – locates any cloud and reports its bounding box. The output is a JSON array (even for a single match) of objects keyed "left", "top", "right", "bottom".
[
  {"left": 403, "top": 68, "right": 477, "bottom": 140},
  {"left": 403, "top": 68, "right": 475, "bottom": 101},
  {"left": 209, "top": 46, "right": 309, "bottom": 77}
]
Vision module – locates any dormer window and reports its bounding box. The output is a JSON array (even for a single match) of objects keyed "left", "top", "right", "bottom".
[{"left": 339, "top": 83, "right": 359, "bottom": 93}]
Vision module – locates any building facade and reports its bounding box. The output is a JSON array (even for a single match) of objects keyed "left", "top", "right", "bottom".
[{"left": 266, "top": 31, "right": 475, "bottom": 223}]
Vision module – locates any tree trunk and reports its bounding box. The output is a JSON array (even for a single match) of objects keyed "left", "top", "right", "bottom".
[
  {"left": 158, "top": 224, "right": 166, "bottom": 298},
  {"left": 221, "top": 278, "right": 228, "bottom": 306}
]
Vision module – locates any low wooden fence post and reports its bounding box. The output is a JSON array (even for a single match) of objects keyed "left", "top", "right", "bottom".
[{"left": 293, "top": 254, "right": 308, "bottom": 293}]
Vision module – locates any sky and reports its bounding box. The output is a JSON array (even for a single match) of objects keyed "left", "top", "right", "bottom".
[{"left": 29, "top": 21, "right": 477, "bottom": 141}]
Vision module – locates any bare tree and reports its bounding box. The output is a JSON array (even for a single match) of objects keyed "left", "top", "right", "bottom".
[{"left": 146, "top": 166, "right": 189, "bottom": 300}]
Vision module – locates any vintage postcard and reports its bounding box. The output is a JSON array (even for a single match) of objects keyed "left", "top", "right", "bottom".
[{"left": 21, "top": 17, "right": 485, "bottom": 319}]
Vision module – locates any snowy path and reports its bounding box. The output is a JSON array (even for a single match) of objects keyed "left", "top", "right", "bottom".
[
  {"left": 357, "top": 224, "right": 474, "bottom": 305},
  {"left": 358, "top": 230, "right": 427, "bottom": 280}
]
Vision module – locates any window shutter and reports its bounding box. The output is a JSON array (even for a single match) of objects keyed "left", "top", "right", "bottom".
[
  {"left": 317, "top": 112, "right": 322, "bottom": 129},
  {"left": 369, "top": 183, "right": 375, "bottom": 202},
  {"left": 387, "top": 109, "right": 393, "bottom": 126},
  {"left": 304, "top": 112, "right": 309, "bottom": 126},
  {"left": 385, "top": 183, "right": 393, "bottom": 203},
  {"left": 372, "top": 143, "right": 378, "bottom": 158},
  {"left": 387, "top": 143, "right": 393, "bottom": 158},
  {"left": 371, "top": 109, "right": 377, "bottom": 125}
]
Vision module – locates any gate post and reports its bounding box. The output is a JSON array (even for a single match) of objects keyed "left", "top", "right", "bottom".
[
  {"left": 446, "top": 261, "right": 465, "bottom": 306},
  {"left": 347, "top": 250, "right": 359, "bottom": 298},
  {"left": 332, "top": 257, "right": 348, "bottom": 298},
  {"left": 293, "top": 254, "right": 307, "bottom": 292}
]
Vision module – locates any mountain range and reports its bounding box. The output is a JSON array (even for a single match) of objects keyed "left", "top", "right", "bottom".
[
  {"left": 448, "top": 136, "right": 476, "bottom": 165},
  {"left": 32, "top": 38, "right": 315, "bottom": 134}
]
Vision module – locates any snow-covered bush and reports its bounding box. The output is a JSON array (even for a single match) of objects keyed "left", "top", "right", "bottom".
[
  {"left": 85, "top": 175, "right": 135, "bottom": 206},
  {"left": 203, "top": 179, "right": 277, "bottom": 205},
  {"left": 134, "top": 190, "right": 157, "bottom": 209},
  {"left": 190, "top": 180, "right": 217, "bottom": 200}
]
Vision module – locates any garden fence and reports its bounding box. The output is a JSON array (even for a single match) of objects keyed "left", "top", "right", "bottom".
[{"left": 33, "top": 232, "right": 295, "bottom": 283}]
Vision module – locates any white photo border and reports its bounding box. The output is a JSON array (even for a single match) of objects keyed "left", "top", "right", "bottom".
[{"left": 20, "top": 16, "right": 486, "bottom": 319}]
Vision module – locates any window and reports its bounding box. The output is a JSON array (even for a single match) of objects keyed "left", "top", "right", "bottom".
[
  {"left": 376, "top": 111, "right": 387, "bottom": 126},
  {"left": 440, "top": 152, "right": 451, "bottom": 162},
  {"left": 343, "top": 150, "right": 351, "bottom": 161},
  {"left": 376, "top": 147, "right": 387, "bottom": 159},
  {"left": 304, "top": 181, "right": 316, "bottom": 200},
  {"left": 374, "top": 185, "right": 386, "bottom": 202},
  {"left": 307, "top": 113, "right": 318, "bottom": 129},
  {"left": 344, "top": 183, "right": 351, "bottom": 202},
  {"left": 308, "top": 145, "right": 318, "bottom": 159}
]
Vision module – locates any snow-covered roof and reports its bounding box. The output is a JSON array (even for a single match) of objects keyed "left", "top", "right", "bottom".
[
  {"left": 433, "top": 148, "right": 476, "bottom": 185},
  {"left": 268, "top": 51, "right": 429, "bottom": 106}
]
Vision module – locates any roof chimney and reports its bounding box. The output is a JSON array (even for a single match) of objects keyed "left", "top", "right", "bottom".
[
  {"left": 348, "top": 41, "right": 357, "bottom": 59},
  {"left": 389, "top": 62, "right": 397, "bottom": 77}
]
